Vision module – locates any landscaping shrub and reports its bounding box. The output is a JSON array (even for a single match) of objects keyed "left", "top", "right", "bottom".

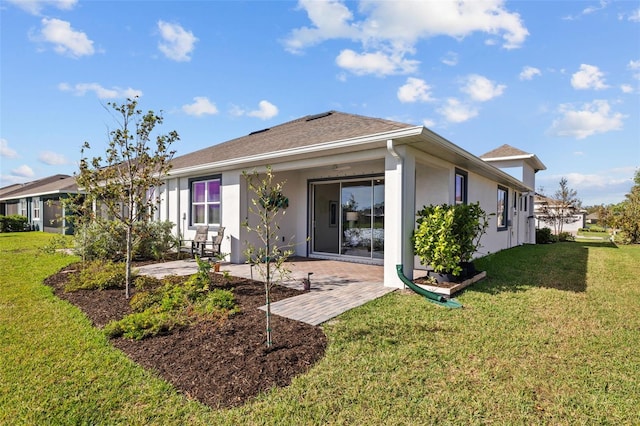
[
  {"left": 557, "top": 232, "right": 575, "bottom": 242},
  {"left": 105, "top": 258, "right": 238, "bottom": 340},
  {"left": 536, "top": 227, "right": 554, "bottom": 244},
  {"left": 65, "top": 260, "right": 131, "bottom": 292},
  {"left": 73, "top": 220, "right": 177, "bottom": 262},
  {"left": 0, "top": 214, "right": 28, "bottom": 232},
  {"left": 73, "top": 221, "right": 126, "bottom": 261},
  {"left": 133, "top": 220, "right": 178, "bottom": 260},
  {"left": 133, "top": 275, "right": 163, "bottom": 291}
]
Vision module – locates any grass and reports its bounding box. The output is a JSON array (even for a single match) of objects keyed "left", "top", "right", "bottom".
[{"left": 2, "top": 233, "right": 639, "bottom": 424}]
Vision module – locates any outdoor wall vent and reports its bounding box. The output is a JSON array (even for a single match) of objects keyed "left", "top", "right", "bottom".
[
  {"left": 248, "top": 128, "right": 270, "bottom": 136},
  {"left": 305, "top": 111, "right": 333, "bottom": 122}
]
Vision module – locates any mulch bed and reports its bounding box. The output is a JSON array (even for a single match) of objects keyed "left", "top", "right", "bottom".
[{"left": 44, "top": 263, "right": 327, "bottom": 409}]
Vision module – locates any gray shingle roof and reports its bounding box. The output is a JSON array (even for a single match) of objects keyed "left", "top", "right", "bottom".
[
  {"left": 0, "top": 175, "right": 78, "bottom": 200},
  {"left": 170, "top": 111, "right": 414, "bottom": 171},
  {"left": 480, "top": 144, "right": 532, "bottom": 159}
]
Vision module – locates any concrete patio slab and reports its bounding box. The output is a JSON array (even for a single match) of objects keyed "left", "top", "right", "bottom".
[{"left": 136, "top": 258, "right": 395, "bottom": 326}]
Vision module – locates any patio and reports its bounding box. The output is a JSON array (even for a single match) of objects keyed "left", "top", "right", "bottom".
[{"left": 136, "top": 258, "right": 394, "bottom": 325}]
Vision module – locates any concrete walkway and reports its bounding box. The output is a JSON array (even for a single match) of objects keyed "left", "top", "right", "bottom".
[{"left": 136, "top": 258, "right": 395, "bottom": 326}]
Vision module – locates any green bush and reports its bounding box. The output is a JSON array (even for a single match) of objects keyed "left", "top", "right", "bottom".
[
  {"left": 73, "top": 221, "right": 126, "bottom": 261},
  {"left": 0, "top": 214, "right": 29, "bottom": 232},
  {"left": 413, "top": 203, "right": 490, "bottom": 276},
  {"left": 133, "top": 275, "right": 163, "bottom": 291},
  {"left": 536, "top": 227, "right": 554, "bottom": 244},
  {"left": 65, "top": 260, "right": 132, "bottom": 292},
  {"left": 133, "top": 220, "right": 178, "bottom": 260},
  {"left": 103, "top": 311, "right": 182, "bottom": 340},
  {"left": 73, "top": 220, "right": 177, "bottom": 262},
  {"left": 105, "top": 260, "right": 237, "bottom": 340},
  {"left": 557, "top": 232, "right": 575, "bottom": 242}
]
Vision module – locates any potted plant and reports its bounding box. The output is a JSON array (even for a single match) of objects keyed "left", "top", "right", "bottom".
[{"left": 413, "top": 202, "right": 490, "bottom": 283}]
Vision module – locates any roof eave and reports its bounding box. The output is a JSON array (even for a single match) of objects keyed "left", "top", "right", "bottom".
[{"left": 168, "top": 125, "right": 424, "bottom": 178}]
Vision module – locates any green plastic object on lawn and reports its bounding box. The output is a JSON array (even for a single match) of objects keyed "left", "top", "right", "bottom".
[{"left": 396, "top": 265, "right": 463, "bottom": 309}]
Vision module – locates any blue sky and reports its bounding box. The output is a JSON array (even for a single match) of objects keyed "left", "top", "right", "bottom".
[{"left": 1, "top": 0, "right": 638, "bottom": 205}]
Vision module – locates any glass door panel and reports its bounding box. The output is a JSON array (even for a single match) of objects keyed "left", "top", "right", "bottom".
[
  {"left": 372, "top": 179, "right": 384, "bottom": 259},
  {"left": 312, "top": 183, "right": 340, "bottom": 254},
  {"left": 341, "top": 181, "right": 372, "bottom": 258}
]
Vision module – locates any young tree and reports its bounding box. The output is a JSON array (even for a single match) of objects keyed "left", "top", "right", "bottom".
[
  {"left": 242, "top": 166, "right": 293, "bottom": 348},
  {"left": 537, "top": 177, "right": 581, "bottom": 235},
  {"left": 76, "top": 98, "right": 178, "bottom": 298},
  {"left": 607, "top": 170, "right": 640, "bottom": 244}
]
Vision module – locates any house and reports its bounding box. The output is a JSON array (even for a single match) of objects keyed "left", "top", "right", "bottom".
[
  {"left": 156, "top": 111, "right": 546, "bottom": 288},
  {"left": 534, "top": 194, "right": 585, "bottom": 235},
  {"left": 0, "top": 174, "right": 79, "bottom": 234},
  {"left": 585, "top": 212, "right": 599, "bottom": 225}
]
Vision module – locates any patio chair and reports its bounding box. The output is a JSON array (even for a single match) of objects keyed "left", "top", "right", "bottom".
[
  {"left": 178, "top": 225, "right": 209, "bottom": 259},
  {"left": 202, "top": 227, "right": 225, "bottom": 259}
]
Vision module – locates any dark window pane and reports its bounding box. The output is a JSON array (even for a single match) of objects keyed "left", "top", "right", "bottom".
[
  {"left": 207, "top": 180, "right": 220, "bottom": 202},
  {"left": 193, "top": 182, "right": 205, "bottom": 203}
]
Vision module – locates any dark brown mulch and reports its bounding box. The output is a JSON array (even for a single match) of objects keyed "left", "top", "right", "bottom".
[{"left": 44, "top": 263, "right": 327, "bottom": 409}]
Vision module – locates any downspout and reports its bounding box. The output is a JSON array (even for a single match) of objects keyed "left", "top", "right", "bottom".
[
  {"left": 387, "top": 140, "right": 462, "bottom": 308},
  {"left": 386, "top": 140, "right": 404, "bottom": 270}
]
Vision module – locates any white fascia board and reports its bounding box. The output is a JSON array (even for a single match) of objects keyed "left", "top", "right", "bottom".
[
  {"left": 167, "top": 126, "right": 424, "bottom": 178},
  {"left": 482, "top": 154, "right": 547, "bottom": 172},
  {"left": 416, "top": 128, "right": 534, "bottom": 192},
  {"left": 0, "top": 189, "right": 80, "bottom": 201}
]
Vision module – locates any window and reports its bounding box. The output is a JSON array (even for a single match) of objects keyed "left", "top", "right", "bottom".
[
  {"left": 497, "top": 186, "right": 508, "bottom": 230},
  {"left": 191, "top": 177, "right": 221, "bottom": 226},
  {"left": 33, "top": 198, "right": 40, "bottom": 220},
  {"left": 19, "top": 199, "right": 27, "bottom": 217},
  {"left": 454, "top": 169, "right": 468, "bottom": 205}
]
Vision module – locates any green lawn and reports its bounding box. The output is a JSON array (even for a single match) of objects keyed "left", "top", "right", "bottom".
[{"left": 2, "top": 233, "right": 639, "bottom": 425}]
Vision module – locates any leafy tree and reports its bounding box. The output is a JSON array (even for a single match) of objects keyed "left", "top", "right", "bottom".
[
  {"left": 537, "top": 177, "right": 581, "bottom": 235},
  {"left": 242, "top": 166, "right": 293, "bottom": 348},
  {"left": 605, "top": 170, "right": 640, "bottom": 244},
  {"left": 76, "top": 98, "right": 178, "bottom": 298}
]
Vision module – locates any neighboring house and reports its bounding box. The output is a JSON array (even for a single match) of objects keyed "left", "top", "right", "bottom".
[
  {"left": 0, "top": 174, "right": 79, "bottom": 234},
  {"left": 156, "top": 111, "right": 546, "bottom": 289},
  {"left": 534, "top": 194, "right": 585, "bottom": 235},
  {"left": 585, "top": 212, "right": 599, "bottom": 225}
]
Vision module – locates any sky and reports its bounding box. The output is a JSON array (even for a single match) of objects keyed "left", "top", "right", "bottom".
[{"left": 1, "top": 0, "right": 638, "bottom": 206}]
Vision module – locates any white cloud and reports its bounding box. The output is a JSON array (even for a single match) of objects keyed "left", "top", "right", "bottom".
[
  {"left": 571, "top": 64, "right": 609, "bottom": 90},
  {"left": 628, "top": 59, "right": 640, "bottom": 80},
  {"left": 6, "top": 0, "right": 76, "bottom": 15},
  {"left": 620, "top": 84, "right": 635, "bottom": 94},
  {"left": 287, "top": 0, "right": 528, "bottom": 50},
  {"left": 335, "top": 49, "right": 418, "bottom": 76},
  {"left": 285, "top": 1, "right": 528, "bottom": 77},
  {"left": 441, "top": 51, "right": 458, "bottom": 66},
  {"left": 11, "top": 165, "right": 35, "bottom": 178},
  {"left": 537, "top": 168, "right": 636, "bottom": 205},
  {"left": 397, "top": 77, "right": 434, "bottom": 103},
  {"left": 157, "top": 21, "right": 198, "bottom": 62},
  {"left": 438, "top": 98, "right": 478, "bottom": 123},
  {"left": 35, "top": 18, "right": 94, "bottom": 58},
  {"left": 58, "top": 82, "right": 142, "bottom": 99},
  {"left": 1, "top": 138, "right": 18, "bottom": 159},
  {"left": 622, "top": 8, "right": 640, "bottom": 22},
  {"left": 247, "top": 100, "right": 279, "bottom": 120},
  {"left": 519, "top": 66, "right": 541, "bottom": 80},
  {"left": 422, "top": 118, "right": 436, "bottom": 128},
  {"left": 182, "top": 97, "right": 218, "bottom": 117},
  {"left": 461, "top": 74, "right": 506, "bottom": 102},
  {"left": 38, "top": 151, "right": 68, "bottom": 165},
  {"left": 549, "top": 100, "right": 626, "bottom": 139}
]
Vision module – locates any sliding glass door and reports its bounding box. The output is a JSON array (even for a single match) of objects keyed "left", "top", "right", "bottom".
[{"left": 311, "top": 177, "right": 384, "bottom": 260}]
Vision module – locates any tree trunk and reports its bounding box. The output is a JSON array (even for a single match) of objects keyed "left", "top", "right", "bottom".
[{"left": 125, "top": 225, "right": 133, "bottom": 299}]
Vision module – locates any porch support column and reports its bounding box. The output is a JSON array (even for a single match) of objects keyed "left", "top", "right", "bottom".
[
  {"left": 384, "top": 141, "right": 416, "bottom": 288},
  {"left": 224, "top": 170, "right": 244, "bottom": 264}
]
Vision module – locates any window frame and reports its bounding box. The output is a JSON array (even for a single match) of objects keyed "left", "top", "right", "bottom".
[
  {"left": 454, "top": 168, "right": 468, "bottom": 205},
  {"left": 497, "top": 185, "right": 508, "bottom": 231},
  {"left": 19, "top": 199, "right": 28, "bottom": 217},
  {"left": 33, "top": 198, "right": 40, "bottom": 220},
  {"left": 188, "top": 175, "right": 222, "bottom": 228}
]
